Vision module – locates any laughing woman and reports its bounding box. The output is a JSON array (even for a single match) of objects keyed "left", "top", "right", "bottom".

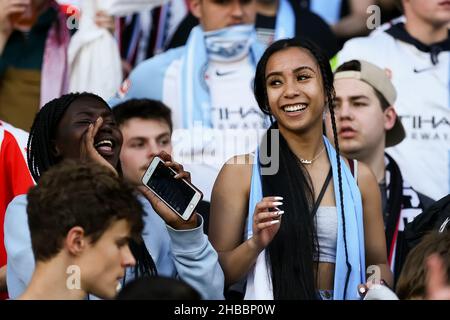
[
  {"left": 3, "top": 92, "right": 158, "bottom": 299},
  {"left": 4, "top": 92, "right": 224, "bottom": 299},
  {"left": 209, "top": 38, "right": 393, "bottom": 300}
]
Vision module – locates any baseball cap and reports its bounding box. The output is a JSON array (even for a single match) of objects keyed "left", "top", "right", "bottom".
[{"left": 334, "top": 60, "right": 406, "bottom": 147}]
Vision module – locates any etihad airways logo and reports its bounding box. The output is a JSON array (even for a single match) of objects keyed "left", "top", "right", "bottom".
[
  {"left": 399, "top": 115, "right": 450, "bottom": 141},
  {"left": 400, "top": 115, "right": 450, "bottom": 129}
]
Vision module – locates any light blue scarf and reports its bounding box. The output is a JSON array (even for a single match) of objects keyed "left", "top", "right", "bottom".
[
  {"left": 274, "top": 0, "right": 296, "bottom": 40},
  {"left": 247, "top": 136, "right": 366, "bottom": 300},
  {"left": 180, "top": 25, "right": 266, "bottom": 129},
  {"left": 310, "top": 0, "right": 342, "bottom": 25}
]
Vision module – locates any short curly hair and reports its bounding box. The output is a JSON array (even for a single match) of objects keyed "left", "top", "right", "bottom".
[{"left": 27, "top": 160, "right": 145, "bottom": 262}]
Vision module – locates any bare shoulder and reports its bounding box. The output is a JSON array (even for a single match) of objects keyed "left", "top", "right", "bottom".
[
  {"left": 210, "top": 154, "right": 254, "bottom": 249},
  {"left": 213, "top": 154, "right": 253, "bottom": 195},
  {"left": 341, "top": 158, "right": 376, "bottom": 186},
  {"left": 220, "top": 154, "right": 254, "bottom": 179},
  {"left": 356, "top": 161, "right": 377, "bottom": 188},
  {"left": 353, "top": 161, "right": 381, "bottom": 207}
]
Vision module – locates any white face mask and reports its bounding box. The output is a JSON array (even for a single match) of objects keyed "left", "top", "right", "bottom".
[{"left": 204, "top": 24, "right": 255, "bottom": 62}]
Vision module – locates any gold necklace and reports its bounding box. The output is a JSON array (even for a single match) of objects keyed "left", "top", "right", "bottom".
[{"left": 296, "top": 146, "right": 326, "bottom": 165}]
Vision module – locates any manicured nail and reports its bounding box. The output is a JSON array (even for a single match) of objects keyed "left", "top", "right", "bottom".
[
  {"left": 272, "top": 202, "right": 283, "bottom": 206},
  {"left": 275, "top": 211, "right": 284, "bottom": 216},
  {"left": 274, "top": 196, "right": 284, "bottom": 200},
  {"left": 270, "top": 220, "right": 280, "bottom": 225}
]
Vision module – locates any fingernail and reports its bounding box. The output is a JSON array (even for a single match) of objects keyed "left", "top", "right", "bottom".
[
  {"left": 272, "top": 202, "right": 283, "bottom": 206},
  {"left": 274, "top": 196, "right": 283, "bottom": 200},
  {"left": 275, "top": 211, "right": 284, "bottom": 216},
  {"left": 270, "top": 220, "right": 280, "bottom": 225}
]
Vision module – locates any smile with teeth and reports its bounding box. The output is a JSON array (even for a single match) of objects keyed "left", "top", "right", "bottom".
[
  {"left": 94, "top": 140, "right": 113, "bottom": 148},
  {"left": 283, "top": 104, "right": 307, "bottom": 113},
  {"left": 94, "top": 140, "right": 114, "bottom": 153}
]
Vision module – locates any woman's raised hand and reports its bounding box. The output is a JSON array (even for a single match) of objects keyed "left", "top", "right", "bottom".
[
  {"left": 80, "top": 117, "right": 118, "bottom": 176},
  {"left": 248, "top": 196, "right": 284, "bottom": 252}
]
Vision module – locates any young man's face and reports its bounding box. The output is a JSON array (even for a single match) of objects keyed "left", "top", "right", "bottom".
[
  {"left": 119, "top": 118, "right": 173, "bottom": 186},
  {"left": 404, "top": 0, "right": 450, "bottom": 27},
  {"left": 326, "top": 78, "right": 395, "bottom": 159},
  {"left": 190, "top": 0, "right": 256, "bottom": 32},
  {"left": 80, "top": 219, "right": 135, "bottom": 299}
]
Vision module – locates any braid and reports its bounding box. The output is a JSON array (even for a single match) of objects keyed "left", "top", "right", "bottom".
[
  {"left": 254, "top": 38, "right": 353, "bottom": 299},
  {"left": 28, "top": 94, "right": 80, "bottom": 181},
  {"left": 315, "top": 52, "right": 353, "bottom": 299},
  {"left": 129, "top": 238, "right": 158, "bottom": 277},
  {"left": 313, "top": 44, "right": 352, "bottom": 299},
  {"left": 27, "top": 93, "right": 108, "bottom": 182},
  {"left": 328, "top": 95, "right": 352, "bottom": 299}
]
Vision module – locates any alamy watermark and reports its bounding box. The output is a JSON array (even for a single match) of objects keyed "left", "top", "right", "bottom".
[
  {"left": 366, "top": 5, "right": 382, "bottom": 30},
  {"left": 66, "top": 265, "right": 81, "bottom": 290},
  {"left": 171, "top": 124, "right": 280, "bottom": 175},
  {"left": 366, "top": 265, "right": 382, "bottom": 285},
  {"left": 65, "top": 5, "right": 80, "bottom": 31}
]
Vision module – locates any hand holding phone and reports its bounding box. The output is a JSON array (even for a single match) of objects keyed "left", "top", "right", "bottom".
[{"left": 140, "top": 152, "right": 203, "bottom": 229}]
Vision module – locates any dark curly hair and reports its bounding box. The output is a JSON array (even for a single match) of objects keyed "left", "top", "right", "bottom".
[
  {"left": 27, "top": 94, "right": 158, "bottom": 276},
  {"left": 27, "top": 160, "right": 144, "bottom": 262}
]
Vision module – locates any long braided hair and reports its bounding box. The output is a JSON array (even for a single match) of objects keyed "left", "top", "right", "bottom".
[
  {"left": 253, "top": 38, "right": 351, "bottom": 299},
  {"left": 27, "top": 93, "right": 91, "bottom": 182},
  {"left": 28, "top": 92, "right": 157, "bottom": 278}
]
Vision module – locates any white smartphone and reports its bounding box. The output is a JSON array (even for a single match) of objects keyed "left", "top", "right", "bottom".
[{"left": 141, "top": 156, "right": 203, "bottom": 221}]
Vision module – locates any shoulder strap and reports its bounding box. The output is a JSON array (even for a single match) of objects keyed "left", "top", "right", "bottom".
[
  {"left": 348, "top": 158, "right": 354, "bottom": 176},
  {"left": 347, "top": 158, "right": 358, "bottom": 184},
  {"left": 311, "top": 167, "right": 333, "bottom": 216}
]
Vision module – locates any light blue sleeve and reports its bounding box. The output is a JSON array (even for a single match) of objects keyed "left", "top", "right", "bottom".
[
  {"left": 139, "top": 199, "right": 175, "bottom": 277},
  {"left": 108, "top": 47, "right": 184, "bottom": 108},
  {"left": 4, "top": 195, "right": 35, "bottom": 299},
  {"left": 166, "top": 214, "right": 225, "bottom": 300}
]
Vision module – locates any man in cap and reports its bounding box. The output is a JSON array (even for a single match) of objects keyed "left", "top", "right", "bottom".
[
  {"left": 334, "top": 0, "right": 450, "bottom": 202},
  {"left": 326, "top": 59, "right": 434, "bottom": 285}
]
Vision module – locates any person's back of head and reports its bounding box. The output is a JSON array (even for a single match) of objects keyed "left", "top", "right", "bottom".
[
  {"left": 116, "top": 276, "right": 201, "bottom": 300},
  {"left": 396, "top": 231, "right": 450, "bottom": 300},
  {"left": 26, "top": 160, "right": 144, "bottom": 299}
]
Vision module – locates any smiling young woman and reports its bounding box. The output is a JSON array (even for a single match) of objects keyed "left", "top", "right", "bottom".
[{"left": 209, "top": 38, "right": 392, "bottom": 300}]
